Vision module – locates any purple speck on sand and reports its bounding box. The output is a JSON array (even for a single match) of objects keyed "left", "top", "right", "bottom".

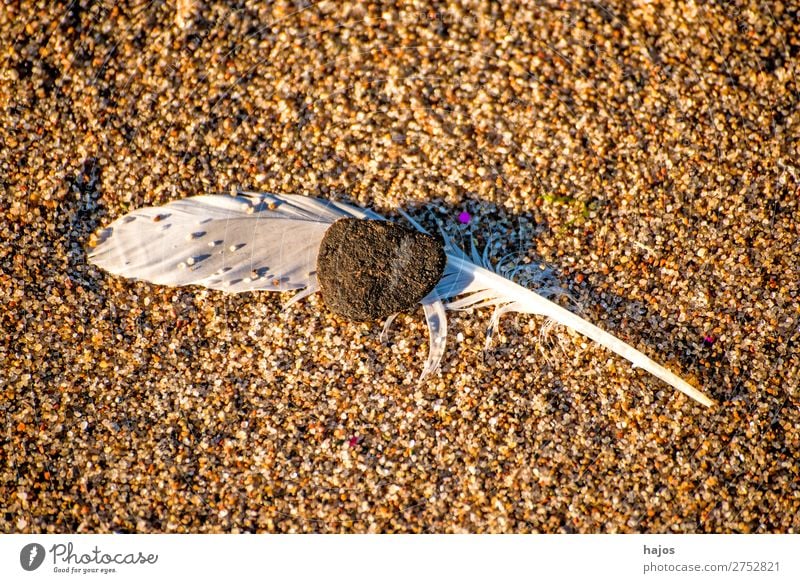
[
  {"left": 457, "top": 211, "right": 471, "bottom": 224},
  {"left": 703, "top": 335, "right": 716, "bottom": 345}
]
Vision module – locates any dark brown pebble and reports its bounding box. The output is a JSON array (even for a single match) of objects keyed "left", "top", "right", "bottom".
[{"left": 316, "top": 218, "right": 446, "bottom": 321}]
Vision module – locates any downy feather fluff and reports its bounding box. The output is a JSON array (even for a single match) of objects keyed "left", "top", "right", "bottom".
[{"left": 89, "top": 192, "right": 714, "bottom": 407}]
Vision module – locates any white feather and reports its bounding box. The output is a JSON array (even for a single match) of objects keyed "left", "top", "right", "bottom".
[{"left": 89, "top": 193, "right": 715, "bottom": 406}]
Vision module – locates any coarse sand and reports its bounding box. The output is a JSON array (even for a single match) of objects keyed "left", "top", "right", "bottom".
[{"left": 1, "top": 1, "right": 798, "bottom": 532}]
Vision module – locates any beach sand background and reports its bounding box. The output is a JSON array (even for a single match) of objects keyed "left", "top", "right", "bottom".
[{"left": 2, "top": 1, "right": 798, "bottom": 532}]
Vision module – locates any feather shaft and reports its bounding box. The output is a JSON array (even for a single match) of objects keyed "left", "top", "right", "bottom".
[{"left": 442, "top": 254, "right": 715, "bottom": 407}]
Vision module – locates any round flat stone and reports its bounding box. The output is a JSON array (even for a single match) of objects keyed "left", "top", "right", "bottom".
[{"left": 316, "top": 218, "right": 447, "bottom": 321}]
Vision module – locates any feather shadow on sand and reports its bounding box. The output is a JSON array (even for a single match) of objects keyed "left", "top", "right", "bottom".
[{"left": 88, "top": 192, "right": 715, "bottom": 407}]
